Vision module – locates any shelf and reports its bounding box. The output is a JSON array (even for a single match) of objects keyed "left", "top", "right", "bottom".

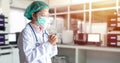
[
  {"left": 70, "top": 4, "right": 84, "bottom": 11},
  {"left": 119, "top": 0, "right": 120, "bottom": 6},
  {"left": 92, "top": 0, "right": 116, "bottom": 9},
  {"left": 49, "top": 0, "right": 120, "bottom": 63},
  {"left": 49, "top": 14, "right": 56, "bottom": 17},
  {"left": 56, "top": 12, "right": 68, "bottom": 15},
  {"left": 57, "top": 44, "right": 120, "bottom": 52},
  {"left": 56, "top": 6, "right": 68, "bottom": 13}
]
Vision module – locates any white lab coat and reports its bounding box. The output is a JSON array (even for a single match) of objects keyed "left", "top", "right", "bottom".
[{"left": 17, "top": 23, "right": 58, "bottom": 63}]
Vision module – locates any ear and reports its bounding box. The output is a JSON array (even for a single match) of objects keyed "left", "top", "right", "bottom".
[{"left": 31, "top": 13, "right": 37, "bottom": 21}]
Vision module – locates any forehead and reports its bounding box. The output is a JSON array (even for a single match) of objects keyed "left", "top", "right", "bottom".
[{"left": 38, "top": 8, "right": 49, "bottom": 13}]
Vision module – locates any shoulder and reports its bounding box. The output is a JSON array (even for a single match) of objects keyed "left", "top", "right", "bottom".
[{"left": 21, "top": 23, "right": 32, "bottom": 35}]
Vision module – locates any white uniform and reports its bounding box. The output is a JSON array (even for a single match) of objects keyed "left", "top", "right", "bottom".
[{"left": 17, "top": 23, "right": 58, "bottom": 63}]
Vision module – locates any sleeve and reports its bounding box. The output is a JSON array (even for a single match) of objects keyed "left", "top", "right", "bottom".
[
  {"left": 44, "top": 30, "right": 58, "bottom": 58},
  {"left": 43, "top": 42, "right": 58, "bottom": 58},
  {"left": 49, "top": 45, "right": 58, "bottom": 58},
  {"left": 21, "top": 28, "right": 57, "bottom": 63}
]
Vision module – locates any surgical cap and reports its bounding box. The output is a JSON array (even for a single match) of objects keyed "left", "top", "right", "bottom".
[{"left": 24, "top": 1, "right": 49, "bottom": 20}]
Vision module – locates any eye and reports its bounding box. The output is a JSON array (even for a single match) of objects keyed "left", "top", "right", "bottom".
[{"left": 37, "top": 12, "right": 49, "bottom": 17}]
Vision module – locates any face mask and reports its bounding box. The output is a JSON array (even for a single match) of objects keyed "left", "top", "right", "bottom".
[{"left": 36, "top": 16, "right": 48, "bottom": 28}]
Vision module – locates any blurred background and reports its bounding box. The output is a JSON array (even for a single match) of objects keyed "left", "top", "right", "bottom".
[{"left": 0, "top": 0, "right": 120, "bottom": 63}]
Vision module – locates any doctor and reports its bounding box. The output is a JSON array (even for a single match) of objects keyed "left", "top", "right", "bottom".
[{"left": 17, "top": 1, "right": 58, "bottom": 63}]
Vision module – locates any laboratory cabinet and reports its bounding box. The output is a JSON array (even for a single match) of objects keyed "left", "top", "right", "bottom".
[
  {"left": 107, "top": 33, "right": 120, "bottom": 47},
  {"left": 12, "top": 46, "right": 20, "bottom": 63},
  {"left": 0, "top": 45, "right": 19, "bottom": 63},
  {"left": 0, "top": 52, "right": 12, "bottom": 63},
  {"left": 57, "top": 44, "right": 120, "bottom": 63},
  {"left": 57, "top": 48, "right": 75, "bottom": 63},
  {"left": 0, "top": 46, "right": 12, "bottom": 63},
  {"left": 49, "top": 0, "right": 120, "bottom": 35},
  {"left": 49, "top": 0, "right": 120, "bottom": 63}
]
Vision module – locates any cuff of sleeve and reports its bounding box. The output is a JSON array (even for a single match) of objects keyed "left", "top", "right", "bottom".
[
  {"left": 45, "top": 42, "right": 57, "bottom": 52},
  {"left": 44, "top": 42, "right": 53, "bottom": 49},
  {"left": 47, "top": 42, "right": 53, "bottom": 46}
]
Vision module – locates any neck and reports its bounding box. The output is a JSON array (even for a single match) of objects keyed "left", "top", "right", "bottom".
[{"left": 30, "top": 20, "right": 44, "bottom": 31}]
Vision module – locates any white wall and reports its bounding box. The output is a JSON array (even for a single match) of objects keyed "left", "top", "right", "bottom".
[
  {"left": 10, "top": 0, "right": 33, "bottom": 9},
  {"left": 0, "top": 0, "right": 1, "bottom": 7},
  {"left": 0, "top": 0, "right": 10, "bottom": 17},
  {"left": 9, "top": 8, "right": 29, "bottom": 33},
  {"left": 0, "top": 0, "right": 10, "bottom": 33},
  {"left": 10, "top": 0, "right": 48, "bottom": 9}
]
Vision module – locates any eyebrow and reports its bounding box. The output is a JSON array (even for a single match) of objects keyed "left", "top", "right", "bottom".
[{"left": 34, "top": 11, "right": 39, "bottom": 14}]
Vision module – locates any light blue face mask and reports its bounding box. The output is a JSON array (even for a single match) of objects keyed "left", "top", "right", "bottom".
[{"left": 36, "top": 16, "right": 48, "bottom": 28}]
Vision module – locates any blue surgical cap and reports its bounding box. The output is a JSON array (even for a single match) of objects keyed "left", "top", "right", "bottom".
[{"left": 24, "top": 1, "right": 49, "bottom": 20}]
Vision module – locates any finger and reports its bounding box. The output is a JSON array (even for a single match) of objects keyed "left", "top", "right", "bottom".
[
  {"left": 48, "top": 35, "right": 51, "bottom": 38},
  {"left": 48, "top": 35, "right": 53, "bottom": 40},
  {"left": 50, "top": 35, "right": 56, "bottom": 39},
  {"left": 53, "top": 36, "right": 58, "bottom": 42},
  {"left": 52, "top": 37, "right": 57, "bottom": 41},
  {"left": 52, "top": 36, "right": 58, "bottom": 41}
]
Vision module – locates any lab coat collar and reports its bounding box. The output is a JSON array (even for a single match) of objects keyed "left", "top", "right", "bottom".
[{"left": 29, "top": 23, "right": 44, "bottom": 34}]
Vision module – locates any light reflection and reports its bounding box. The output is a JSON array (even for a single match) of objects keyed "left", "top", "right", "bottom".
[{"left": 72, "top": 0, "right": 105, "bottom": 3}]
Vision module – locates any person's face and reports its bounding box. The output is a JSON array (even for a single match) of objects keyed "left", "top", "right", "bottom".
[
  {"left": 36, "top": 8, "right": 49, "bottom": 17},
  {"left": 32, "top": 8, "right": 49, "bottom": 21},
  {"left": 32, "top": 8, "right": 49, "bottom": 30}
]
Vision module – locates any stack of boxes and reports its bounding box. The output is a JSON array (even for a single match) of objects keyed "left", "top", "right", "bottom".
[{"left": 107, "top": 11, "right": 120, "bottom": 47}]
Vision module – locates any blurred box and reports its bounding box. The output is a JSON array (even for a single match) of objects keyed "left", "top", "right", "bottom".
[
  {"left": 107, "top": 34, "right": 120, "bottom": 47},
  {"left": 62, "top": 30, "right": 73, "bottom": 44}
]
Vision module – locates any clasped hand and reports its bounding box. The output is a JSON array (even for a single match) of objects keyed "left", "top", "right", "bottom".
[{"left": 48, "top": 35, "right": 58, "bottom": 46}]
